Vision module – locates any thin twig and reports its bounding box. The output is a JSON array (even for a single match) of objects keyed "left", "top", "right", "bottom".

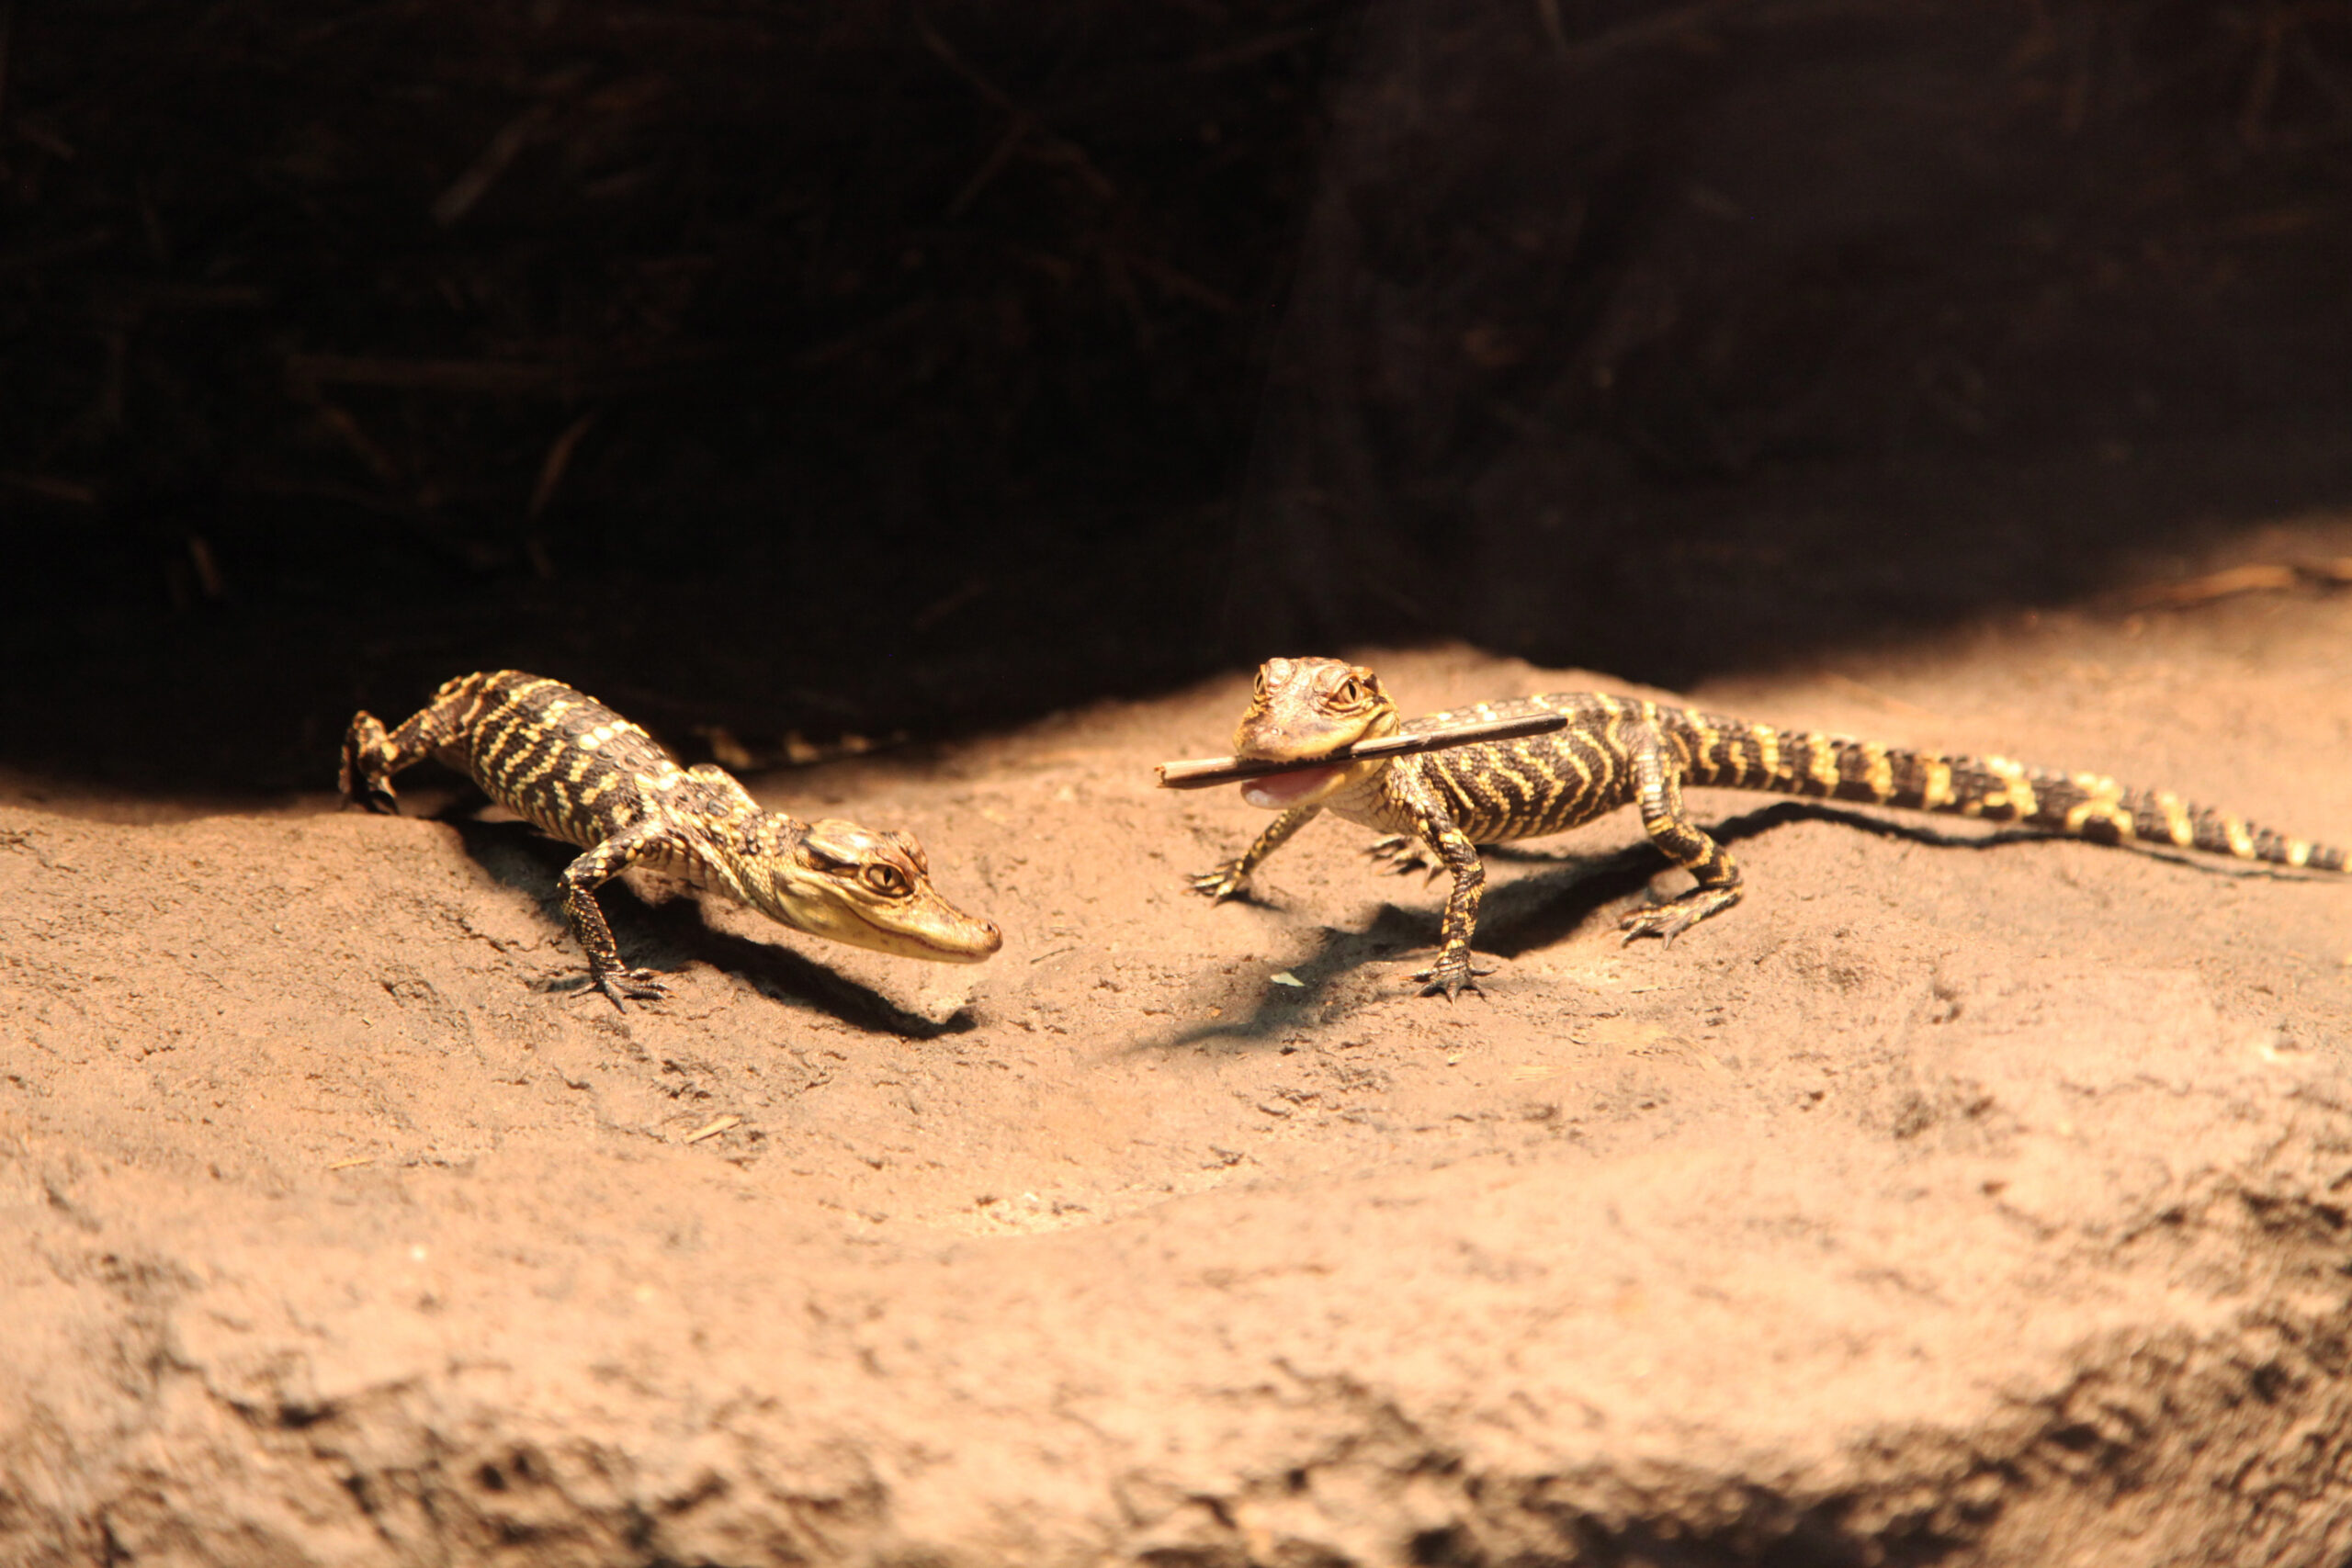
[
  {"left": 288, "top": 355, "right": 580, "bottom": 394},
  {"left": 1119, "top": 248, "right": 1238, "bottom": 314},
  {"left": 946, "top": 113, "right": 1033, "bottom": 218},
  {"left": 1534, "top": 0, "right": 1570, "bottom": 59},
  {"left": 1552, "top": 0, "right": 1755, "bottom": 71},
  {"left": 915, "top": 15, "right": 1016, "bottom": 113},
  {"left": 918, "top": 12, "right": 1116, "bottom": 209},
  {"left": 435, "top": 100, "right": 557, "bottom": 226},
  {"left": 527, "top": 409, "right": 600, "bottom": 521},
  {"left": 1158, "top": 712, "right": 1570, "bottom": 789},
  {"left": 684, "top": 1114, "right": 741, "bottom": 1145},
  {"left": 0, "top": 470, "right": 97, "bottom": 505},
  {"left": 1186, "top": 25, "right": 1325, "bottom": 72},
  {"left": 2239, "top": 5, "right": 2289, "bottom": 148}
]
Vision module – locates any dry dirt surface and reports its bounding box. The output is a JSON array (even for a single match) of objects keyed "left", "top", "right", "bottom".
[{"left": 8, "top": 530, "right": 2352, "bottom": 1566}]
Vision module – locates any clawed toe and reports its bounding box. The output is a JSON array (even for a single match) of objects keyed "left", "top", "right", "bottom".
[
  {"left": 1186, "top": 865, "right": 1249, "bottom": 902},
  {"left": 1364, "top": 835, "right": 1444, "bottom": 880},
  {"left": 1617, "top": 890, "right": 1737, "bottom": 945},
  {"left": 1413, "top": 970, "right": 1478, "bottom": 1000},
  {"left": 1618, "top": 907, "right": 1693, "bottom": 944},
  {"left": 592, "top": 967, "right": 670, "bottom": 1010},
  {"left": 1617, "top": 907, "right": 1696, "bottom": 944},
  {"left": 1411, "top": 955, "right": 1496, "bottom": 1000},
  {"left": 352, "top": 784, "right": 401, "bottom": 815}
]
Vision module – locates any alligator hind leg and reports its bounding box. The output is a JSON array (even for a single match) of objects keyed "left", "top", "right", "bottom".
[
  {"left": 1619, "top": 725, "right": 1744, "bottom": 943},
  {"left": 340, "top": 673, "right": 496, "bottom": 814},
  {"left": 339, "top": 708, "right": 438, "bottom": 815}
]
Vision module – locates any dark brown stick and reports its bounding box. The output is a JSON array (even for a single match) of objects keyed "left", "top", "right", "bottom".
[{"left": 1156, "top": 712, "right": 1568, "bottom": 789}]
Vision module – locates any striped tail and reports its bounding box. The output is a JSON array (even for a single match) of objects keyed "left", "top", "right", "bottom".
[{"left": 1661, "top": 707, "right": 2348, "bottom": 873}]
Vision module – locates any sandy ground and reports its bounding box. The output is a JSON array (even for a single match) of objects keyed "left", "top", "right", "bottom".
[{"left": 7, "top": 517, "right": 2352, "bottom": 1565}]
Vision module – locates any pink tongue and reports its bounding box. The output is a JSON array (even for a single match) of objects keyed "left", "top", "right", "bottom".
[{"left": 1240, "top": 765, "right": 1341, "bottom": 809}]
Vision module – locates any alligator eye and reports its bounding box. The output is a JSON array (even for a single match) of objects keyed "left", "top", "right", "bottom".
[
  {"left": 1252, "top": 669, "right": 1269, "bottom": 702},
  {"left": 863, "top": 864, "right": 910, "bottom": 897},
  {"left": 1332, "top": 678, "right": 1364, "bottom": 707}
]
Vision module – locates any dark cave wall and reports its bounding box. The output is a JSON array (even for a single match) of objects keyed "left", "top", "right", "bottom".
[
  {"left": 1234, "top": 0, "right": 2352, "bottom": 662},
  {"left": 2, "top": 1, "right": 2348, "bottom": 787},
  {"left": 2, "top": 0, "right": 1331, "bottom": 599}
]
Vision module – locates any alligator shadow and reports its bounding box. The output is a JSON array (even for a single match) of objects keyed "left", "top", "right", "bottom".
[
  {"left": 1479, "top": 798, "right": 2303, "bottom": 955},
  {"left": 437, "top": 810, "right": 968, "bottom": 1038}
]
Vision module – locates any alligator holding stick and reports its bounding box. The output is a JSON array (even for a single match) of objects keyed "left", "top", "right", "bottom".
[{"left": 1186, "top": 657, "right": 2346, "bottom": 998}]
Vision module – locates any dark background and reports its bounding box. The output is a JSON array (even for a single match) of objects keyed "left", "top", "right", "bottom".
[{"left": 4, "top": 0, "right": 2348, "bottom": 793}]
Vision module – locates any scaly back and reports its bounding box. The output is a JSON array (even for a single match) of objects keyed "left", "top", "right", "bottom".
[{"left": 389, "top": 671, "right": 701, "bottom": 850}]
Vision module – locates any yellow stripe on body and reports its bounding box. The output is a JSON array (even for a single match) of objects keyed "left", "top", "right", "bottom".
[
  {"left": 1860, "top": 742, "right": 1894, "bottom": 802},
  {"left": 1559, "top": 740, "right": 1595, "bottom": 800},
  {"left": 1979, "top": 757, "right": 2038, "bottom": 819},
  {"left": 1806, "top": 739, "right": 1839, "bottom": 793},
  {"left": 452, "top": 678, "right": 497, "bottom": 732},
  {"left": 1596, "top": 695, "right": 1625, "bottom": 762},
  {"left": 2063, "top": 798, "right": 2137, "bottom": 839},
  {"left": 504, "top": 700, "right": 580, "bottom": 799},
  {"left": 485, "top": 676, "right": 559, "bottom": 728},
  {"left": 476, "top": 721, "right": 541, "bottom": 786},
  {"left": 1686, "top": 714, "right": 1731, "bottom": 783},
  {"left": 576, "top": 721, "right": 630, "bottom": 752},
  {"left": 2059, "top": 773, "right": 2132, "bottom": 839},
  {"left": 475, "top": 678, "right": 560, "bottom": 770}
]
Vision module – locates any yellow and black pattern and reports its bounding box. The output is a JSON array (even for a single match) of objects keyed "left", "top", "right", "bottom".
[
  {"left": 1189, "top": 658, "right": 2346, "bottom": 999},
  {"left": 344, "top": 671, "right": 704, "bottom": 840},
  {"left": 1408, "top": 692, "right": 2347, "bottom": 873},
  {"left": 341, "top": 671, "right": 1001, "bottom": 1007}
]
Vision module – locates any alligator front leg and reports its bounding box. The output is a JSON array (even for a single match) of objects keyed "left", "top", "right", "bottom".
[
  {"left": 557, "top": 818, "right": 688, "bottom": 1009},
  {"left": 1188, "top": 805, "right": 1323, "bottom": 902},
  {"left": 1389, "top": 774, "right": 1492, "bottom": 999}
]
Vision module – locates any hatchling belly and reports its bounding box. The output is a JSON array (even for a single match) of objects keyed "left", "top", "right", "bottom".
[{"left": 1329, "top": 791, "right": 1422, "bottom": 837}]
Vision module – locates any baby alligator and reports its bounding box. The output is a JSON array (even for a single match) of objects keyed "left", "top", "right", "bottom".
[
  {"left": 1190, "top": 656, "right": 2346, "bottom": 998},
  {"left": 342, "top": 671, "right": 1000, "bottom": 1006}
]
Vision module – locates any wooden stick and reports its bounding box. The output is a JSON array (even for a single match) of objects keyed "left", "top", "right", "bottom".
[{"left": 1157, "top": 711, "right": 1568, "bottom": 789}]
